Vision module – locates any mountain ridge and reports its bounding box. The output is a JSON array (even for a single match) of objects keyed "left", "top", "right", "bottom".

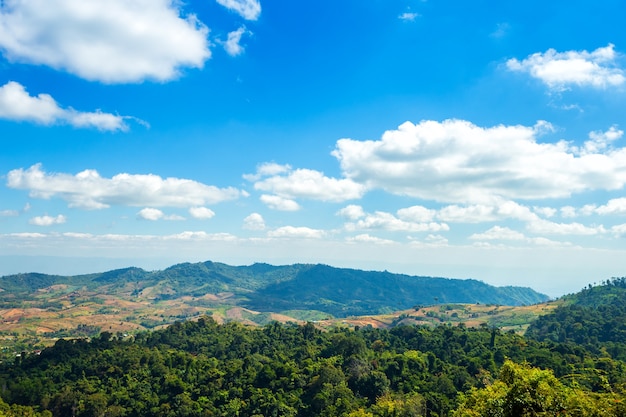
[{"left": 0, "top": 260, "right": 549, "bottom": 317}]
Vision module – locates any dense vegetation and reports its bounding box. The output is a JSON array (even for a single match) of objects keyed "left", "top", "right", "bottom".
[
  {"left": 2, "top": 304, "right": 626, "bottom": 417},
  {"left": 526, "top": 277, "right": 626, "bottom": 359}
]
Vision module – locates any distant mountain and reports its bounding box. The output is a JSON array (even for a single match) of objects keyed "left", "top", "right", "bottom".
[
  {"left": 244, "top": 264, "right": 548, "bottom": 316},
  {"left": 0, "top": 260, "right": 548, "bottom": 317}
]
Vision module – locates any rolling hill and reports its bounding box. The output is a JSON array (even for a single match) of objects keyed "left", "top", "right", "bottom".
[{"left": 0, "top": 261, "right": 549, "bottom": 317}]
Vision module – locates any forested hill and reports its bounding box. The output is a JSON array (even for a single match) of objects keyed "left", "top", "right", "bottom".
[
  {"left": 526, "top": 277, "right": 626, "bottom": 354},
  {"left": 3, "top": 315, "right": 626, "bottom": 417},
  {"left": 0, "top": 261, "right": 548, "bottom": 317}
]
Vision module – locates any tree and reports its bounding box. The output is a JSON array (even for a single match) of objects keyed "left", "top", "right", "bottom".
[{"left": 454, "top": 360, "right": 624, "bottom": 417}]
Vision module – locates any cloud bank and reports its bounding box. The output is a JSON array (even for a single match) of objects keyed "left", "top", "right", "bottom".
[
  {"left": 0, "top": 81, "right": 131, "bottom": 130},
  {"left": 0, "top": 0, "right": 210, "bottom": 83},
  {"left": 507, "top": 44, "right": 625, "bottom": 90},
  {"left": 332, "top": 119, "right": 626, "bottom": 204},
  {"left": 7, "top": 164, "right": 243, "bottom": 209}
]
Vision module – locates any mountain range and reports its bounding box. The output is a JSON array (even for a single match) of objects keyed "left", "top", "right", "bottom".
[{"left": 0, "top": 261, "right": 549, "bottom": 317}]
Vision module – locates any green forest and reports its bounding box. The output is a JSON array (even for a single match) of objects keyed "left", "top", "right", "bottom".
[{"left": 2, "top": 279, "right": 626, "bottom": 417}]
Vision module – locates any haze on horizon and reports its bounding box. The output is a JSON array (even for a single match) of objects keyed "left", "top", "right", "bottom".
[{"left": 2, "top": 0, "right": 626, "bottom": 298}]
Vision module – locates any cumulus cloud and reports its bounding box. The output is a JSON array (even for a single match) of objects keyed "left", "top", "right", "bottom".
[
  {"left": 332, "top": 119, "right": 626, "bottom": 204},
  {"left": 29, "top": 214, "right": 66, "bottom": 226},
  {"left": 397, "top": 205, "right": 436, "bottom": 223},
  {"left": 0, "top": 81, "right": 132, "bottom": 130},
  {"left": 470, "top": 226, "right": 526, "bottom": 241},
  {"left": 137, "top": 208, "right": 165, "bottom": 221},
  {"left": 216, "top": 0, "right": 261, "bottom": 21},
  {"left": 570, "top": 198, "right": 626, "bottom": 218},
  {"left": 260, "top": 194, "right": 300, "bottom": 211},
  {"left": 336, "top": 205, "right": 366, "bottom": 221},
  {"left": 189, "top": 206, "right": 216, "bottom": 220},
  {"left": 243, "top": 213, "right": 265, "bottom": 230},
  {"left": 526, "top": 218, "right": 606, "bottom": 236},
  {"left": 0, "top": 0, "right": 210, "bottom": 83},
  {"left": 506, "top": 44, "right": 625, "bottom": 90},
  {"left": 267, "top": 226, "right": 326, "bottom": 239},
  {"left": 470, "top": 226, "right": 571, "bottom": 247},
  {"left": 593, "top": 198, "right": 626, "bottom": 215},
  {"left": 137, "top": 208, "right": 184, "bottom": 221},
  {"left": 581, "top": 126, "right": 623, "bottom": 154},
  {"left": 346, "top": 234, "right": 396, "bottom": 245},
  {"left": 251, "top": 166, "right": 366, "bottom": 204},
  {"left": 222, "top": 26, "right": 250, "bottom": 56},
  {"left": 344, "top": 209, "right": 449, "bottom": 233},
  {"left": 611, "top": 224, "right": 626, "bottom": 237},
  {"left": 243, "top": 163, "right": 291, "bottom": 182},
  {"left": 408, "top": 234, "right": 450, "bottom": 248},
  {"left": 7, "top": 164, "right": 242, "bottom": 209},
  {"left": 437, "top": 201, "right": 537, "bottom": 223}
]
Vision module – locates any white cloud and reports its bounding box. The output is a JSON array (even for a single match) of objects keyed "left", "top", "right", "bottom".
[
  {"left": 216, "top": 0, "right": 261, "bottom": 21},
  {"left": 579, "top": 198, "right": 626, "bottom": 216},
  {"left": 253, "top": 167, "right": 366, "bottom": 203},
  {"left": 533, "top": 206, "right": 557, "bottom": 218},
  {"left": 345, "top": 210, "right": 449, "bottom": 233},
  {"left": 336, "top": 205, "right": 366, "bottom": 221},
  {"left": 267, "top": 226, "right": 326, "bottom": 239},
  {"left": 425, "top": 234, "right": 449, "bottom": 246},
  {"left": 582, "top": 126, "right": 623, "bottom": 154},
  {"left": 0, "top": 209, "right": 19, "bottom": 217},
  {"left": 29, "top": 214, "right": 66, "bottom": 226},
  {"left": 260, "top": 194, "right": 300, "bottom": 211},
  {"left": 0, "top": 81, "right": 131, "bottom": 130},
  {"left": 561, "top": 206, "right": 578, "bottom": 218},
  {"left": 7, "top": 164, "right": 243, "bottom": 209},
  {"left": 222, "top": 26, "right": 250, "bottom": 56},
  {"left": 526, "top": 218, "right": 606, "bottom": 236},
  {"left": 506, "top": 44, "right": 625, "bottom": 90},
  {"left": 470, "top": 226, "right": 526, "bottom": 241},
  {"left": 137, "top": 208, "right": 165, "bottom": 221},
  {"left": 611, "top": 224, "right": 626, "bottom": 237},
  {"left": 243, "top": 163, "right": 291, "bottom": 182},
  {"left": 398, "top": 12, "right": 420, "bottom": 21},
  {"left": 470, "top": 225, "right": 572, "bottom": 247},
  {"left": 243, "top": 213, "right": 265, "bottom": 230},
  {"left": 347, "top": 234, "right": 396, "bottom": 245},
  {"left": 332, "top": 119, "right": 626, "bottom": 204},
  {"left": 137, "top": 208, "right": 184, "bottom": 221},
  {"left": 0, "top": 0, "right": 210, "bottom": 83},
  {"left": 397, "top": 205, "right": 436, "bottom": 222},
  {"left": 189, "top": 206, "right": 216, "bottom": 220}
]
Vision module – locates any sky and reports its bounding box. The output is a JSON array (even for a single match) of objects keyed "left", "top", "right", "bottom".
[{"left": 2, "top": 0, "right": 626, "bottom": 297}]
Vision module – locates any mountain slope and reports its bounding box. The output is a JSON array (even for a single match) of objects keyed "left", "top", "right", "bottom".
[
  {"left": 244, "top": 264, "right": 549, "bottom": 316},
  {"left": 525, "top": 278, "right": 626, "bottom": 350},
  {"left": 0, "top": 261, "right": 549, "bottom": 317}
]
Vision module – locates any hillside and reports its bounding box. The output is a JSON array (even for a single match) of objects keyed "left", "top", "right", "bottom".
[
  {"left": 0, "top": 260, "right": 550, "bottom": 355},
  {"left": 0, "top": 261, "right": 549, "bottom": 314},
  {"left": 245, "top": 264, "right": 547, "bottom": 316},
  {"left": 2, "top": 313, "right": 626, "bottom": 417},
  {"left": 525, "top": 277, "right": 626, "bottom": 355}
]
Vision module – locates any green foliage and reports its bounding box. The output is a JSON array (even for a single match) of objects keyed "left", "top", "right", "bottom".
[
  {"left": 455, "top": 360, "right": 626, "bottom": 417},
  {"left": 526, "top": 279, "right": 626, "bottom": 360},
  {"left": 3, "top": 314, "right": 626, "bottom": 417}
]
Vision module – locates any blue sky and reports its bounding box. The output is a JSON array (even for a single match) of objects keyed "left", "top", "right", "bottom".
[{"left": 2, "top": 0, "right": 626, "bottom": 296}]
